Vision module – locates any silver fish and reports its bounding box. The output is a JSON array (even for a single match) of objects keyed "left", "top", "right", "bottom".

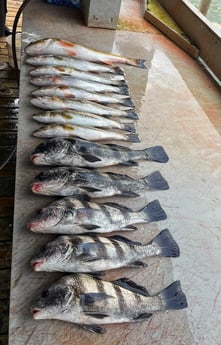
[
  {"left": 27, "top": 196, "right": 167, "bottom": 233},
  {"left": 25, "top": 38, "right": 147, "bottom": 68},
  {"left": 32, "top": 86, "right": 134, "bottom": 107},
  {"left": 33, "top": 124, "right": 139, "bottom": 142},
  {"left": 30, "top": 230, "right": 180, "bottom": 272},
  {"left": 30, "top": 76, "right": 129, "bottom": 95},
  {"left": 26, "top": 55, "right": 126, "bottom": 74},
  {"left": 31, "top": 274, "right": 187, "bottom": 334},
  {"left": 31, "top": 97, "right": 138, "bottom": 119},
  {"left": 30, "top": 167, "right": 169, "bottom": 198},
  {"left": 29, "top": 66, "right": 125, "bottom": 86},
  {"left": 30, "top": 138, "right": 169, "bottom": 168},
  {"left": 32, "top": 111, "right": 135, "bottom": 132}
]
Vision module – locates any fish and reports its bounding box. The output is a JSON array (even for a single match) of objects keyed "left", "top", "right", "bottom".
[
  {"left": 32, "top": 111, "right": 135, "bottom": 132},
  {"left": 30, "top": 76, "right": 129, "bottom": 95},
  {"left": 26, "top": 55, "right": 125, "bottom": 74},
  {"left": 33, "top": 124, "right": 140, "bottom": 142},
  {"left": 32, "top": 86, "right": 134, "bottom": 107},
  {"left": 30, "top": 167, "right": 169, "bottom": 198},
  {"left": 31, "top": 273, "right": 187, "bottom": 334},
  {"left": 25, "top": 38, "right": 147, "bottom": 69},
  {"left": 31, "top": 97, "right": 138, "bottom": 119},
  {"left": 30, "top": 229, "right": 180, "bottom": 272},
  {"left": 29, "top": 66, "right": 125, "bottom": 86},
  {"left": 30, "top": 138, "right": 169, "bottom": 168},
  {"left": 28, "top": 196, "right": 167, "bottom": 233}
]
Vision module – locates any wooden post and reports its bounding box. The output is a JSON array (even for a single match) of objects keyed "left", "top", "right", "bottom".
[{"left": 199, "top": 0, "right": 212, "bottom": 16}]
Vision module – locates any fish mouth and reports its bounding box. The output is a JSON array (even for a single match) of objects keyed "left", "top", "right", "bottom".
[
  {"left": 31, "top": 307, "right": 42, "bottom": 319},
  {"left": 31, "top": 259, "right": 45, "bottom": 271},
  {"left": 31, "top": 182, "right": 43, "bottom": 193},
  {"left": 30, "top": 153, "right": 43, "bottom": 165}
]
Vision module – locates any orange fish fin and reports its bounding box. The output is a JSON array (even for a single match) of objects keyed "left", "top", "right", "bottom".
[{"left": 59, "top": 40, "right": 75, "bottom": 48}]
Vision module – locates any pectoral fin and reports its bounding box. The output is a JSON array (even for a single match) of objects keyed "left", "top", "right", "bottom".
[
  {"left": 82, "top": 154, "right": 102, "bottom": 163},
  {"left": 112, "top": 278, "right": 149, "bottom": 296},
  {"left": 80, "top": 324, "right": 106, "bottom": 334},
  {"left": 80, "top": 292, "right": 113, "bottom": 306}
]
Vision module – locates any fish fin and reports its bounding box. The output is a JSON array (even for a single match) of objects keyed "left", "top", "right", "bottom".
[
  {"left": 112, "top": 278, "right": 149, "bottom": 297},
  {"left": 157, "top": 281, "right": 188, "bottom": 310},
  {"left": 84, "top": 313, "right": 109, "bottom": 319},
  {"left": 103, "top": 202, "right": 132, "bottom": 212},
  {"left": 140, "top": 200, "right": 167, "bottom": 222},
  {"left": 119, "top": 85, "right": 130, "bottom": 96},
  {"left": 127, "top": 59, "right": 147, "bottom": 69},
  {"left": 143, "top": 171, "right": 169, "bottom": 190},
  {"left": 126, "top": 133, "right": 140, "bottom": 143},
  {"left": 80, "top": 292, "right": 112, "bottom": 305},
  {"left": 113, "top": 66, "right": 125, "bottom": 76},
  {"left": 120, "top": 161, "right": 139, "bottom": 166},
  {"left": 149, "top": 229, "right": 180, "bottom": 257},
  {"left": 105, "top": 143, "right": 131, "bottom": 151},
  {"left": 122, "top": 123, "right": 136, "bottom": 133},
  {"left": 110, "top": 235, "right": 142, "bottom": 245},
  {"left": 81, "top": 186, "right": 102, "bottom": 193},
  {"left": 106, "top": 171, "right": 129, "bottom": 179},
  {"left": 133, "top": 313, "right": 152, "bottom": 320},
  {"left": 144, "top": 146, "right": 169, "bottom": 163},
  {"left": 127, "top": 260, "right": 148, "bottom": 268},
  {"left": 122, "top": 98, "right": 135, "bottom": 108},
  {"left": 80, "top": 324, "right": 106, "bottom": 334},
  {"left": 127, "top": 110, "right": 139, "bottom": 120},
  {"left": 82, "top": 154, "right": 102, "bottom": 162},
  {"left": 82, "top": 224, "right": 101, "bottom": 231}
]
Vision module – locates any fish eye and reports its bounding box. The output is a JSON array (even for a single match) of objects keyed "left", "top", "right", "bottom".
[{"left": 41, "top": 289, "right": 49, "bottom": 298}]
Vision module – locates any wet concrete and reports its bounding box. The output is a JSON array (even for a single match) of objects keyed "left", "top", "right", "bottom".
[{"left": 9, "top": 1, "right": 221, "bottom": 345}]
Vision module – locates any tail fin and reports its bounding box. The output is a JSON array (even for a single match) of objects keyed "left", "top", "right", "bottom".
[
  {"left": 119, "top": 85, "right": 130, "bottom": 96},
  {"left": 122, "top": 97, "right": 135, "bottom": 108},
  {"left": 144, "top": 146, "right": 169, "bottom": 163},
  {"left": 158, "top": 281, "right": 188, "bottom": 310},
  {"left": 122, "top": 123, "right": 136, "bottom": 133},
  {"left": 141, "top": 200, "right": 167, "bottom": 222},
  {"left": 127, "top": 133, "right": 140, "bottom": 143},
  {"left": 127, "top": 59, "right": 147, "bottom": 69},
  {"left": 113, "top": 66, "right": 125, "bottom": 76},
  {"left": 143, "top": 171, "right": 169, "bottom": 190},
  {"left": 149, "top": 229, "right": 180, "bottom": 257},
  {"left": 127, "top": 110, "right": 139, "bottom": 120}
]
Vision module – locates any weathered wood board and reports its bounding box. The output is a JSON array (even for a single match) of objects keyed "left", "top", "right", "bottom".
[{"left": 9, "top": 1, "right": 221, "bottom": 344}]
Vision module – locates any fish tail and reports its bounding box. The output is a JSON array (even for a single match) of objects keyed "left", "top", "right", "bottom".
[
  {"left": 141, "top": 200, "right": 167, "bottom": 222},
  {"left": 149, "top": 229, "right": 180, "bottom": 257},
  {"left": 126, "top": 58, "right": 147, "bottom": 69},
  {"left": 127, "top": 110, "right": 139, "bottom": 120},
  {"left": 157, "top": 281, "right": 188, "bottom": 310},
  {"left": 121, "top": 97, "right": 135, "bottom": 108},
  {"left": 119, "top": 85, "right": 130, "bottom": 96},
  {"left": 144, "top": 146, "right": 169, "bottom": 163},
  {"left": 143, "top": 171, "right": 169, "bottom": 190},
  {"left": 113, "top": 66, "right": 125, "bottom": 76},
  {"left": 126, "top": 133, "right": 140, "bottom": 142},
  {"left": 122, "top": 123, "right": 136, "bottom": 133}
]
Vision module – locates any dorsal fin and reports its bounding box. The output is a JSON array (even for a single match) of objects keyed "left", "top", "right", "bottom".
[
  {"left": 109, "top": 235, "right": 141, "bottom": 246},
  {"left": 103, "top": 202, "right": 132, "bottom": 212},
  {"left": 112, "top": 278, "right": 149, "bottom": 296}
]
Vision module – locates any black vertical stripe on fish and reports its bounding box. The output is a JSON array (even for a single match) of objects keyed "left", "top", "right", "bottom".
[
  {"left": 91, "top": 236, "right": 109, "bottom": 263},
  {"left": 111, "top": 239, "right": 125, "bottom": 262},
  {"left": 113, "top": 284, "right": 128, "bottom": 314},
  {"left": 99, "top": 204, "right": 113, "bottom": 224}
]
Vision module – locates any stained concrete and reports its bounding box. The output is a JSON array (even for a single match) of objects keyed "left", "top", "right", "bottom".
[{"left": 9, "top": 1, "right": 221, "bottom": 344}]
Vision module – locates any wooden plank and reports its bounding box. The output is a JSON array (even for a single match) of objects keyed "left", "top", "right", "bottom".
[
  {"left": 144, "top": 8, "right": 199, "bottom": 58},
  {"left": 0, "top": 178, "right": 15, "bottom": 197},
  {"left": 0, "top": 217, "right": 13, "bottom": 241},
  {"left": 158, "top": 0, "right": 221, "bottom": 81},
  {"left": 0, "top": 132, "right": 17, "bottom": 146},
  {"left": 0, "top": 300, "right": 9, "bottom": 334},
  {"left": 0, "top": 269, "right": 11, "bottom": 299},
  {"left": 0, "top": 242, "right": 12, "bottom": 269},
  {"left": 0, "top": 119, "right": 18, "bottom": 131},
  {"left": 0, "top": 108, "right": 19, "bottom": 118},
  {"left": 0, "top": 99, "right": 19, "bottom": 108}
]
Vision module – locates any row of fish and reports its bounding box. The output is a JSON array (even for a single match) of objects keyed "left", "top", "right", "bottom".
[{"left": 25, "top": 37, "right": 187, "bottom": 334}]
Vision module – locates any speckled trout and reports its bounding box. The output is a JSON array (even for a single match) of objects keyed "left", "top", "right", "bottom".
[
  {"left": 25, "top": 38, "right": 147, "bottom": 68},
  {"left": 31, "top": 274, "right": 187, "bottom": 334},
  {"left": 30, "top": 230, "right": 180, "bottom": 272}
]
